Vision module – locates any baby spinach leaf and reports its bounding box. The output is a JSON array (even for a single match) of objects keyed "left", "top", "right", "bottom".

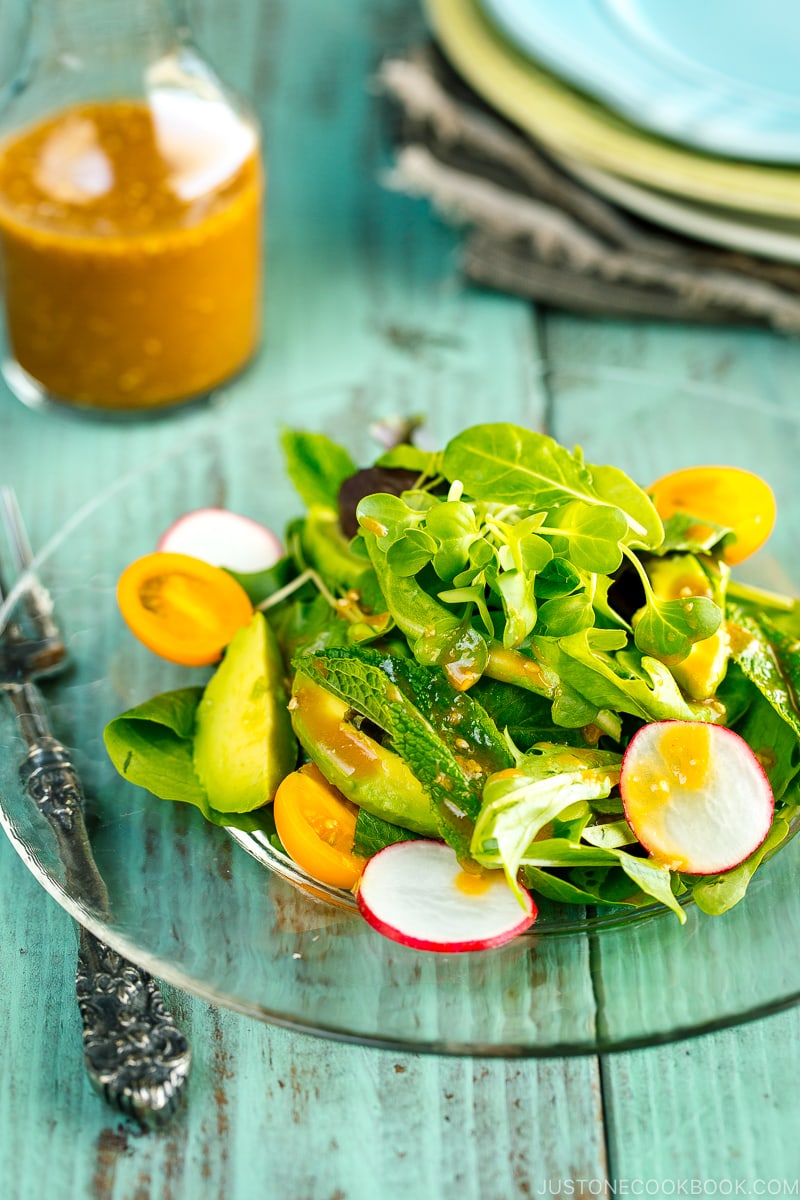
[
  {"left": 633, "top": 593, "right": 721, "bottom": 662},
  {"left": 541, "top": 500, "right": 627, "bottom": 575},
  {"left": 470, "top": 679, "right": 592, "bottom": 750},
  {"left": 297, "top": 506, "right": 371, "bottom": 592},
  {"left": 281, "top": 429, "right": 357, "bottom": 510},
  {"left": 589, "top": 464, "right": 664, "bottom": 550},
  {"left": 442, "top": 424, "right": 662, "bottom": 549},
  {"left": 103, "top": 688, "right": 262, "bottom": 831},
  {"left": 536, "top": 593, "right": 595, "bottom": 638},
  {"left": 734, "top": 688, "right": 800, "bottom": 801},
  {"left": 229, "top": 556, "right": 296, "bottom": 606},
  {"left": 374, "top": 445, "right": 440, "bottom": 474},
  {"left": 522, "top": 865, "right": 654, "bottom": 909}
]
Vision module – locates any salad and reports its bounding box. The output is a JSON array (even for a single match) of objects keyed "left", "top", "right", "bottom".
[{"left": 104, "top": 422, "right": 800, "bottom": 951}]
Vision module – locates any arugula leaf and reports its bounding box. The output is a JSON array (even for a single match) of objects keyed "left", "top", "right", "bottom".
[
  {"left": 541, "top": 500, "right": 627, "bottom": 575},
  {"left": 103, "top": 688, "right": 262, "bottom": 831},
  {"left": 281, "top": 429, "right": 357, "bottom": 510}
]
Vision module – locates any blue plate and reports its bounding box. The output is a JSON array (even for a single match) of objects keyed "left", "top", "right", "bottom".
[{"left": 478, "top": 0, "right": 800, "bottom": 162}]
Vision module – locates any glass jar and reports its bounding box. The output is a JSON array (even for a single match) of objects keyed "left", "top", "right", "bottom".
[{"left": 0, "top": 0, "right": 264, "bottom": 416}]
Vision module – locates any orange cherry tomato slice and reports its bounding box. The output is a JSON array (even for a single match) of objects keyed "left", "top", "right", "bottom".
[
  {"left": 117, "top": 552, "right": 253, "bottom": 666},
  {"left": 648, "top": 465, "right": 776, "bottom": 565},
  {"left": 273, "top": 763, "right": 365, "bottom": 889}
]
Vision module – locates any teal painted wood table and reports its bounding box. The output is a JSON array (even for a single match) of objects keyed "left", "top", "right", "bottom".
[{"left": 2, "top": 0, "right": 800, "bottom": 1195}]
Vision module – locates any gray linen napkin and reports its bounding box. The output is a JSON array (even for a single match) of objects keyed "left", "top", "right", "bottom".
[{"left": 379, "top": 46, "right": 800, "bottom": 333}]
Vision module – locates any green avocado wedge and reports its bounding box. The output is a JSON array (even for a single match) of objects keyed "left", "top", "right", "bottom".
[{"left": 193, "top": 612, "right": 297, "bottom": 813}]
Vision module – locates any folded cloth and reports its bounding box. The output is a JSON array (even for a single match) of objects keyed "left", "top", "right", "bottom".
[{"left": 378, "top": 45, "right": 800, "bottom": 332}]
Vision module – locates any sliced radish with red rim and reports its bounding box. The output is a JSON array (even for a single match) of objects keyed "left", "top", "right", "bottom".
[
  {"left": 356, "top": 840, "right": 537, "bottom": 952},
  {"left": 620, "top": 720, "right": 774, "bottom": 876},
  {"left": 158, "top": 508, "right": 282, "bottom": 574}
]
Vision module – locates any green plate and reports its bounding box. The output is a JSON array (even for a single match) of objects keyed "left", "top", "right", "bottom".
[{"left": 426, "top": 0, "right": 800, "bottom": 220}]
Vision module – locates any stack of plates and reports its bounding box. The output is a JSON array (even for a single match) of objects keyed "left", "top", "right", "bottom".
[{"left": 425, "top": 0, "right": 800, "bottom": 264}]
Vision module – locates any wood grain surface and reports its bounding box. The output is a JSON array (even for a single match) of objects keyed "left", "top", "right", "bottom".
[{"left": 0, "top": 0, "right": 799, "bottom": 1196}]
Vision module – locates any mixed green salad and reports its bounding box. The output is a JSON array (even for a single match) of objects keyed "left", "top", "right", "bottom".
[{"left": 104, "top": 422, "right": 800, "bottom": 930}]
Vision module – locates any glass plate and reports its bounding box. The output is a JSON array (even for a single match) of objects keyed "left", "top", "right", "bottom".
[{"left": 2, "top": 374, "right": 800, "bottom": 1056}]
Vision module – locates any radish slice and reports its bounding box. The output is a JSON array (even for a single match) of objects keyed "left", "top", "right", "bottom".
[
  {"left": 620, "top": 721, "right": 774, "bottom": 876},
  {"left": 356, "top": 840, "right": 537, "bottom": 952},
  {"left": 158, "top": 508, "right": 282, "bottom": 574}
]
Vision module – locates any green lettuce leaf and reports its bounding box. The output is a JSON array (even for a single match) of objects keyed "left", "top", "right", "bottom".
[{"left": 470, "top": 745, "right": 622, "bottom": 900}]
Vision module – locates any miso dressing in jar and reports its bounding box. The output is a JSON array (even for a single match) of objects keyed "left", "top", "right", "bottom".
[{"left": 0, "top": 90, "right": 263, "bottom": 412}]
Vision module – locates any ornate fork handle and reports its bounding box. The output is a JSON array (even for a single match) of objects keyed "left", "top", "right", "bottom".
[{"left": 17, "top": 704, "right": 191, "bottom": 1127}]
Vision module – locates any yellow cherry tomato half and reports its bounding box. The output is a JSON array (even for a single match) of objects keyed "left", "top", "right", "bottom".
[
  {"left": 648, "top": 465, "right": 776, "bottom": 565},
  {"left": 117, "top": 552, "right": 254, "bottom": 666},
  {"left": 273, "top": 763, "right": 366, "bottom": 890}
]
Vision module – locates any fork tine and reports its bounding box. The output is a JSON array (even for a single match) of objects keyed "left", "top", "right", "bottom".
[{"left": 0, "top": 487, "right": 61, "bottom": 644}]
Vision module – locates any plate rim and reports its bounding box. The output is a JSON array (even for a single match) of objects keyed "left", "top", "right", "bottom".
[{"left": 478, "top": 0, "right": 800, "bottom": 162}]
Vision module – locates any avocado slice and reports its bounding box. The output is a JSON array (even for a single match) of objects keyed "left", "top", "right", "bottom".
[
  {"left": 290, "top": 673, "right": 439, "bottom": 836},
  {"left": 193, "top": 612, "right": 297, "bottom": 812}
]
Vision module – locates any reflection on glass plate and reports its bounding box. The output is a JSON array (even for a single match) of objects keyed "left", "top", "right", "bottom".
[{"left": 2, "top": 376, "right": 800, "bottom": 1056}]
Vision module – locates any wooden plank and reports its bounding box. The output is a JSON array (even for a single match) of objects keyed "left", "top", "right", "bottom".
[
  {"left": 547, "top": 310, "right": 800, "bottom": 1186},
  {"left": 602, "top": 1011, "right": 800, "bottom": 1188},
  {"left": 0, "top": 1, "right": 611, "bottom": 1197},
  {"left": 0, "top": 827, "right": 610, "bottom": 1200}
]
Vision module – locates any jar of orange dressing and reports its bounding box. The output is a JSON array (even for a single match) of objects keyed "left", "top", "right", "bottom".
[{"left": 0, "top": 0, "right": 263, "bottom": 415}]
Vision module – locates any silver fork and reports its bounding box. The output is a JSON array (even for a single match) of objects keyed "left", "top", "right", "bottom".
[{"left": 0, "top": 488, "right": 191, "bottom": 1128}]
